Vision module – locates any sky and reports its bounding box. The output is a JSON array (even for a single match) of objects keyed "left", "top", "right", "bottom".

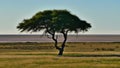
[{"left": 0, "top": 0, "right": 120, "bottom": 34}]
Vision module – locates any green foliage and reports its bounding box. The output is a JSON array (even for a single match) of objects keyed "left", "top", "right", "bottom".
[{"left": 17, "top": 9, "right": 91, "bottom": 34}]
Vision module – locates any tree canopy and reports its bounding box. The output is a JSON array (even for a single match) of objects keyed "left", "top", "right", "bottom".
[
  {"left": 17, "top": 9, "right": 92, "bottom": 55},
  {"left": 17, "top": 10, "right": 91, "bottom": 34}
]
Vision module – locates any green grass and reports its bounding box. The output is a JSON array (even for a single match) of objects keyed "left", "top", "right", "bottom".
[
  {"left": 0, "top": 55, "right": 120, "bottom": 68},
  {"left": 0, "top": 42, "right": 120, "bottom": 68}
]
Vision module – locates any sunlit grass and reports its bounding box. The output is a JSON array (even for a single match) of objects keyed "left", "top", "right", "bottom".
[
  {"left": 0, "top": 42, "right": 120, "bottom": 68},
  {"left": 0, "top": 55, "right": 120, "bottom": 68}
]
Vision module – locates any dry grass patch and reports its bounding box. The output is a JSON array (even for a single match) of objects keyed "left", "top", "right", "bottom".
[
  {"left": 0, "top": 56, "right": 120, "bottom": 68},
  {"left": 0, "top": 42, "right": 120, "bottom": 68}
]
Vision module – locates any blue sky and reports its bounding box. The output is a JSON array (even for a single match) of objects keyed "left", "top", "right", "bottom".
[{"left": 0, "top": 0, "right": 120, "bottom": 34}]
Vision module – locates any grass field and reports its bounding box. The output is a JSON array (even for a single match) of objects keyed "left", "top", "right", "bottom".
[{"left": 0, "top": 42, "right": 120, "bottom": 68}]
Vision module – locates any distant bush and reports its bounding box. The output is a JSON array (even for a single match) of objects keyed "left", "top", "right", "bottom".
[{"left": 95, "top": 48, "right": 115, "bottom": 51}]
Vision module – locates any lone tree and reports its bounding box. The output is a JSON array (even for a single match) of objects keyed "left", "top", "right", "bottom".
[{"left": 17, "top": 10, "right": 91, "bottom": 56}]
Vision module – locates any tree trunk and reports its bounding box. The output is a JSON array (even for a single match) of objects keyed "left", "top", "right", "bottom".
[
  {"left": 58, "top": 40, "right": 66, "bottom": 56},
  {"left": 50, "top": 30, "right": 68, "bottom": 56},
  {"left": 58, "top": 32, "right": 68, "bottom": 56},
  {"left": 58, "top": 48, "right": 64, "bottom": 56}
]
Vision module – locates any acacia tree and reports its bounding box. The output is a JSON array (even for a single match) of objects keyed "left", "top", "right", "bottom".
[{"left": 17, "top": 10, "right": 91, "bottom": 56}]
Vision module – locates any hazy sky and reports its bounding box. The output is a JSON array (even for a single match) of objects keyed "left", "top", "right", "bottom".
[{"left": 0, "top": 0, "right": 120, "bottom": 34}]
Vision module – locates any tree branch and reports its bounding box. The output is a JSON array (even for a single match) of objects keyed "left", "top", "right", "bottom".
[
  {"left": 44, "top": 27, "right": 60, "bottom": 50},
  {"left": 52, "top": 33, "right": 60, "bottom": 50},
  {"left": 61, "top": 30, "right": 68, "bottom": 50}
]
